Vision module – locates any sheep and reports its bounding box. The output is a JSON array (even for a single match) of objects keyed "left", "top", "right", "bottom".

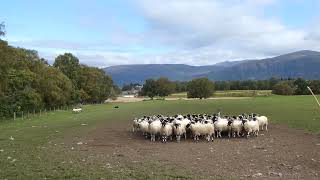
[
  {"left": 148, "top": 119, "right": 162, "bottom": 141},
  {"left": 242, "top": 118, "right": 259, "bottom": 138},
  {"left": 186, "top": 120, "right": 214, "bottom": 142},
  {"left": 139, "top": 120, "right": 150, "bottom": 138},
  {"left": 132, "top": 118, "right": 140, "bottom": 132},
  {"left": 133, "top": 112, "right": 267, "bottom": 142},
  {"left": 186, "top": 122, "right": 202, "bottom": 141},
  {"left": 214, "top": 117, "right": 231, "bottom": 138},
  {"left": 230, "top": 117, "right": 243, "bottom": 138},
  {"left": 160, "top": 121, "right": 173, "bottom": 143},
  {"left": 253, "top": 114, "right": 268, "bottom": 131},
  {"left": 72, "top": 108, "right": 82, "bottom": 113},
  {"left": 202, "top": 121, "right": 215, "bottom": 141},
  {"left": 173, "top": 122, "right": 187, "bottom": 142}
]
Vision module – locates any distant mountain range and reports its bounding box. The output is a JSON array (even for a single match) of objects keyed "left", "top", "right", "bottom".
[{"left": 103, "top": 50, "right": 320, "bottom": 86}]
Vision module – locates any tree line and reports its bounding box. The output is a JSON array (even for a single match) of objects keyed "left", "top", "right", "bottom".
[
  {"left": 136, "top": 77, "right": 320, "bottom": 99},
  {"left": 0, "top": 31, "right": 118, "bottom": 117},
  {"left": 139, "top": 77, "right": 214, "bottom": 99}
]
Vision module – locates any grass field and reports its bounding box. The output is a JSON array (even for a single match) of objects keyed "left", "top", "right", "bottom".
[
  {"left": 0, "top": 95, "right": 320, "bottom": 179},
  {"left": 168, "top": 90, "right": 272, "bottom": 98}
]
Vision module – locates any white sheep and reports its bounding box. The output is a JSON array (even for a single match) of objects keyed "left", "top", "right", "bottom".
[
  {"left": 148, "top": 119, "right": 162, "bottom": 141},
  {"left": 214, "top": 117, "right": 231, "bottom": 138},
  {"left": 139, "top": 120, "right": 150, "bottom": 138},
  {"left": 173, "top": 122, "right": 186, "bottom": 142},
  {"left": 186, "top": 121, "right": 214, "bottom": 142},
  {"left": 242, "top": 118, "right": 259, "bottom": 138},
  {"left": 72, "top": 108, "right": 82, "bottom": 113},
  {"left": 230, "top": 117, "right": 243, "bottom": 138},
  {"left": 202, "top": 121, "right": 215, "bottom": 141},
  {"left": 254, "top": 115, "right": 268, "bottom": 131},
  {"left": 160, "top": 121, "right": 173, "bottom": 143},
  {"left": 132, "top": 118, "right": 140, "bottom": 132}
]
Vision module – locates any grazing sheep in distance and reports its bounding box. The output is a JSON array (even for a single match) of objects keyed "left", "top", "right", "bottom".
[{"left": 72, "top": 108, "right": 82, "bottom": 113}]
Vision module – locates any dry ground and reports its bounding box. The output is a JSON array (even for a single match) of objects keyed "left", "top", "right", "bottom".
[{"left": 71, "top": 122, "right": 320, "bottom": 179}]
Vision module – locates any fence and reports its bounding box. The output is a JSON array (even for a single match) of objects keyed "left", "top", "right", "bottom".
[{"left": 12, "top": 106, "right": 72, "bottom": 121}]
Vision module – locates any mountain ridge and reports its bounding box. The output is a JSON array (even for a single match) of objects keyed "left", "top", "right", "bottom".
[{"left": 104, "top": 50, "right": 320, "bottom": 86}]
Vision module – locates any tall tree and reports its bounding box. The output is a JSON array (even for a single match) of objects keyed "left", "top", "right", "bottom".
[
  {"left": 141, "top": 79, "right": 158, "bottom": 99},
  {"left": 53, "top": 53, "right": 81, "bottom": 86},
  {"left": 187, "top": 78, "right": 214, "bottom": 99},
  {"left": 156, "top": 77, "right": 175, "bottom": 97},
  {"left": 272, "top": 81, "right": 295, "bottom": 95},
  {"left": 0, "top": 22, "right": 5, "bottom": 38},
  {"left": 294, "top": 78, "right": 309, "bottom": 95}
]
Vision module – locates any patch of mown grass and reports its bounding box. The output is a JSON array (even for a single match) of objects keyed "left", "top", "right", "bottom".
[
  {"left": 0, "top": 95, "right": 320, "bottom": 179},
  {"left": 168, "top": 90, "right": 272, "bottom": 98}
]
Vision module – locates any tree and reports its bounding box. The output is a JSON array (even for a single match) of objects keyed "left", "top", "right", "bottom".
[
  {"left": 308, "top": 80, "right": 320, "bottom": 94},
  {"left": 294, "top": 78, "right": 309, "bottom": 95},
  {"left": 78, "top": 65, "right": 113, "bottom": 103},
  {"left": 141, "top": 79, "right": 157, "bottom": 99},
  {"left": 187, "top": 78, "right": 214, "bottom": 99},
  {"left": 272, "top": 81, "right": 295, "bottom": 95},
  {"left": 53, "top": 53, "right": 81, "bottom": 86},
  {"left": 174, "top": 81, "right": 188, "bottom": 92},
  {"left": 156, "top": 77, "right": 175, "bottom": 97},
  {"left": 0, "top": 22, "right": 5, "bottom": 38}
]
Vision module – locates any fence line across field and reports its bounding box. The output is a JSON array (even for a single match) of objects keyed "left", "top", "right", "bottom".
[{"left": 13, "top": 106, "right": 72, "bottom": 121}]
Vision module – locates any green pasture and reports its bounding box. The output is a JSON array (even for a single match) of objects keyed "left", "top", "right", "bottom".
[{"left": 0, "top": 95, "right": 319, "bottom": 179}]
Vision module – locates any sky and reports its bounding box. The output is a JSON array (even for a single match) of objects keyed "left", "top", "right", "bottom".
[{"left": 1, "top": 0, "right": 320, "bottom": 67}]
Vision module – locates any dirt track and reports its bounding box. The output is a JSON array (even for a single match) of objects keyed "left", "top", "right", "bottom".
[{"left": 74, "top": 122, "right": 320, "bottom": 179}]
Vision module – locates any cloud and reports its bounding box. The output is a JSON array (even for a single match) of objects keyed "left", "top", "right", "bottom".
[{"left": 8, "top": 0, "right": 320, "bottom": 67}]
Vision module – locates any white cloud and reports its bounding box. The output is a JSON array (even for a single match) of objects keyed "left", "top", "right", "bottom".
[{"left": 8, "top": 0, "right": 320, "bottom": 67}]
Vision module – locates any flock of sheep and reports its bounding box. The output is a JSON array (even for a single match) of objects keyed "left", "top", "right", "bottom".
[{"left": 132, "top": 113, "right": 268, "bottom": 142}]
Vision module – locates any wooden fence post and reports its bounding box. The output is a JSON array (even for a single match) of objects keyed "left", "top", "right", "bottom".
[
  {"left": 14, "top": 112, "right": 16, "bottom": 121},
  {"left": 40, "top": 109, "right": 42, "bottom": 116}
]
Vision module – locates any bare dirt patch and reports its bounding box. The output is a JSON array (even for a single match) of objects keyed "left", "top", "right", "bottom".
[{"left": 71, "top": 122, "right": 320, "bottom": 179}]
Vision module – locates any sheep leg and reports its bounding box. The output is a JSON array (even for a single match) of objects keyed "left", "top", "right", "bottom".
[
  {"left": 237, "top": 131, "right": 240, "bottom": 137},
  {"left": 176, "top": 135, "right": 181, "bottom": 142},
  {"left": 265, "top": 124, "right": 268, "bottom": 131}
]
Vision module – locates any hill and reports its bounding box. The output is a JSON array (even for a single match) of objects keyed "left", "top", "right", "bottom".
[{"left": 104, "top": 50, "right": 320, "bottom": 86}]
